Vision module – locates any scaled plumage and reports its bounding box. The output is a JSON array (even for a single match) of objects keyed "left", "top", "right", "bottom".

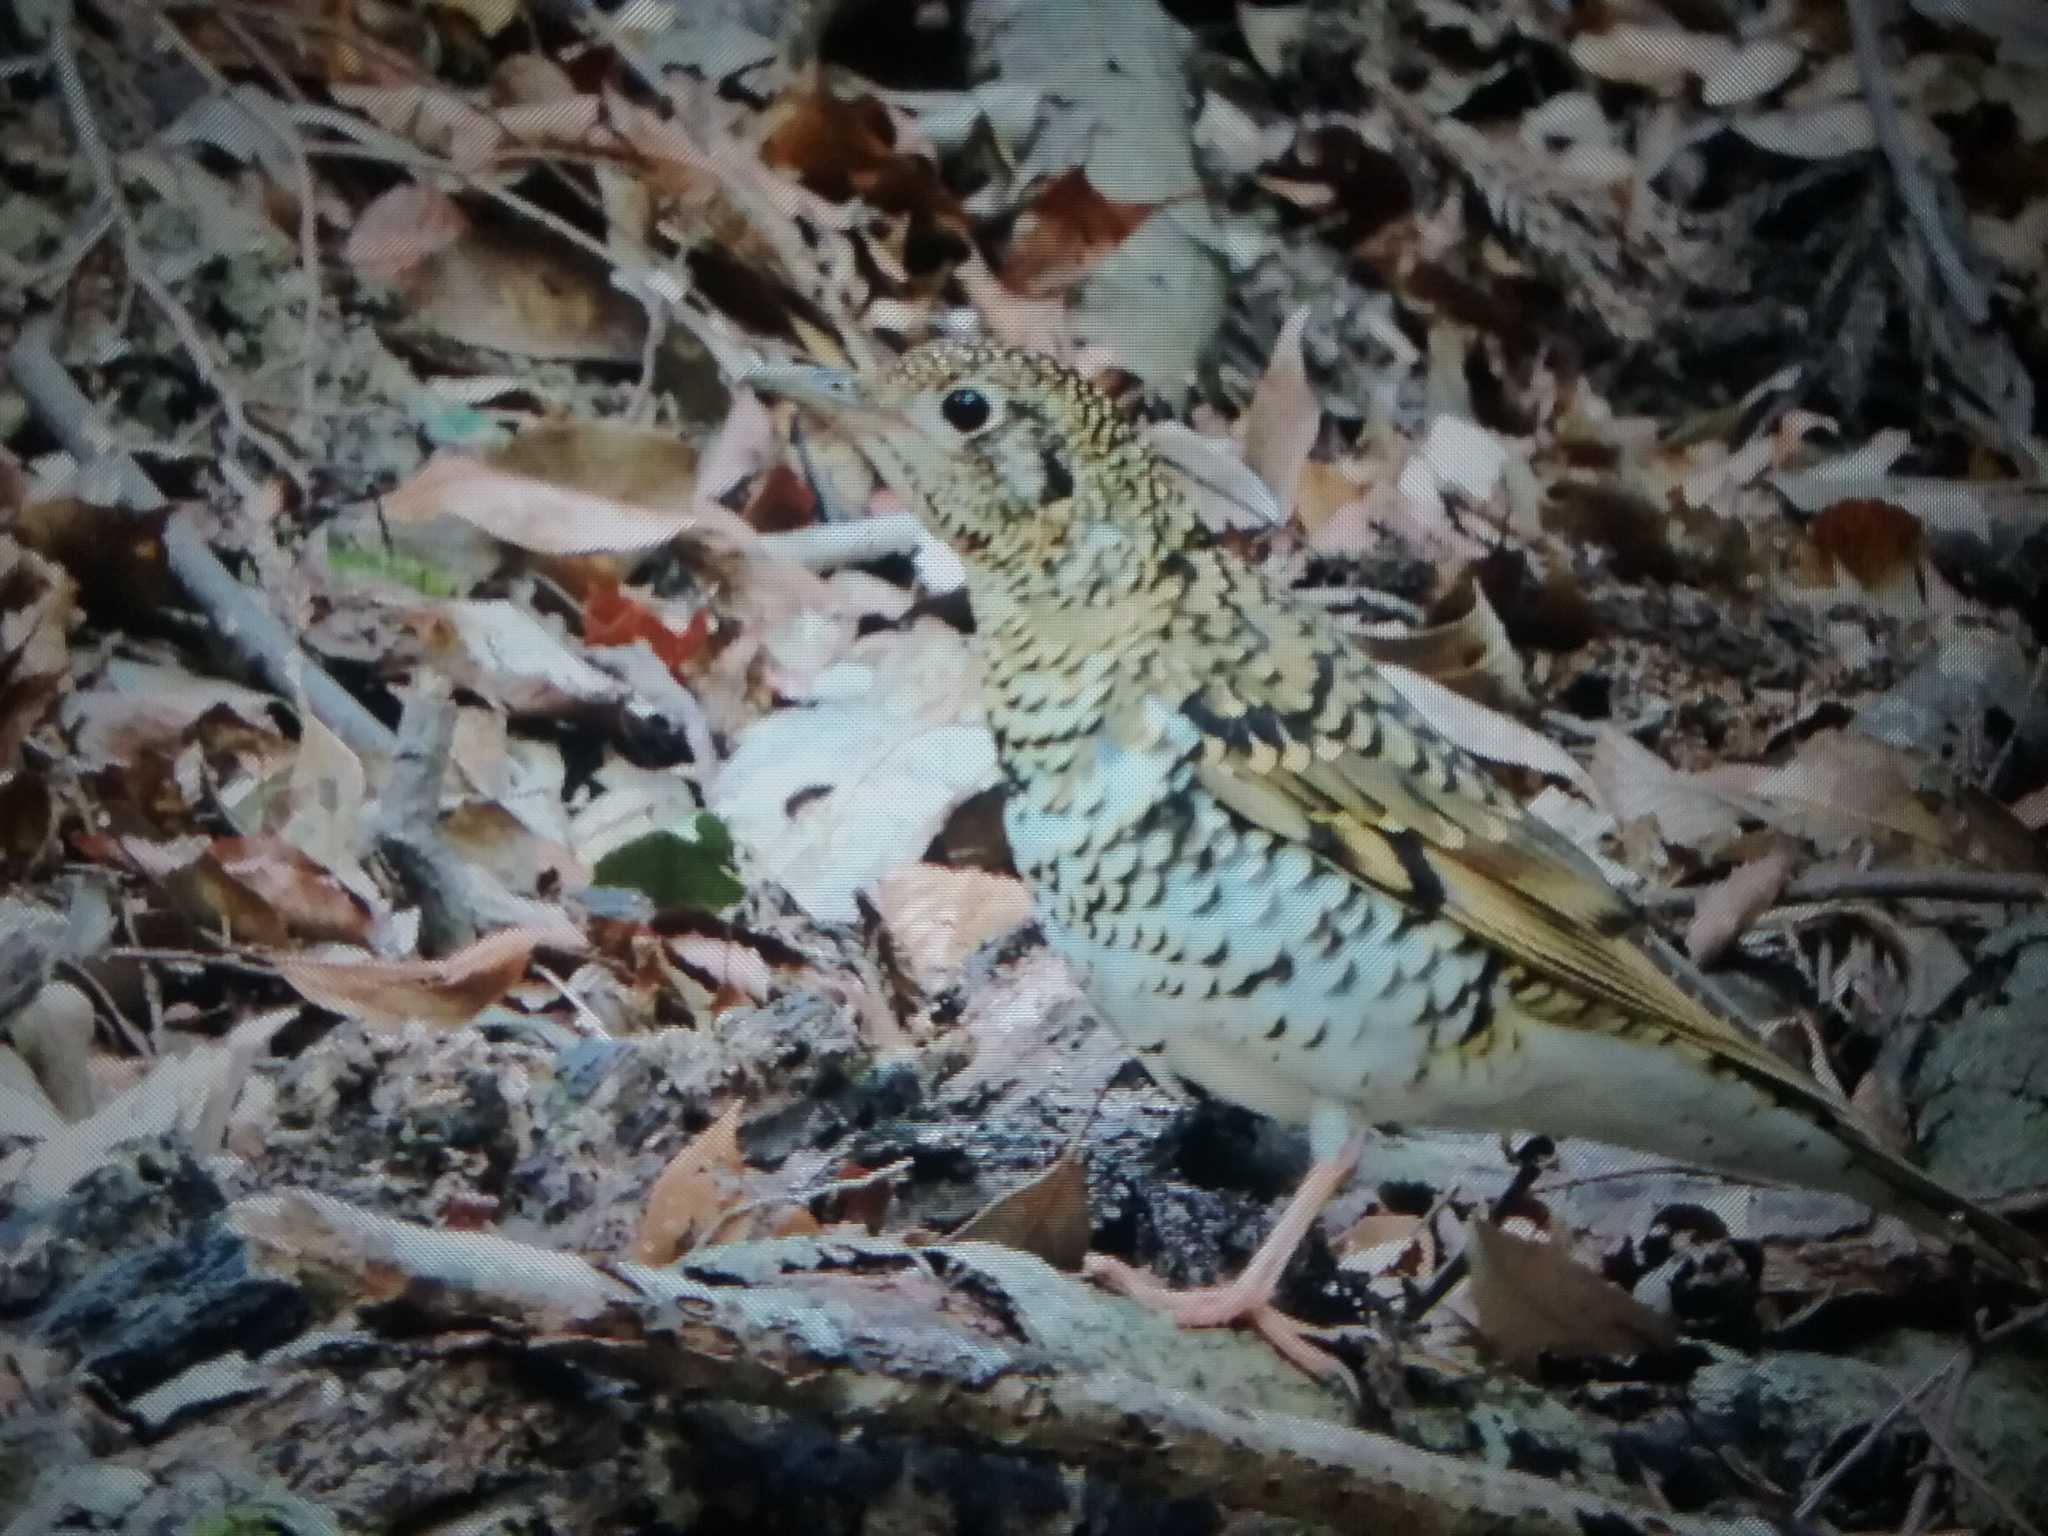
[{"left": 749, "top": 342, "right": 2040, "bottom": 1364}]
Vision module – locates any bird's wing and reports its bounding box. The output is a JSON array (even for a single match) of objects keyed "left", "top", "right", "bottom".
[{"left": 1136, "top": 560, "right": 1808, "bottom": 1090}]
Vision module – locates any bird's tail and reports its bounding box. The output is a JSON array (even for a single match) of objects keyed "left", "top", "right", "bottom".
[{"left": 1484, "top": 1001, "right": 2045, "bottom": 1281}]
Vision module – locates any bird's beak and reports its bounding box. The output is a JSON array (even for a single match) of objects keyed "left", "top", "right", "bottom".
[{"left": 741, "top": 364, "right": 891, "bottom": 428}]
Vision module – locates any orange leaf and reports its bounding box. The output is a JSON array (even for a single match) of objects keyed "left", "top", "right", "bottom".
[
  {"left": 635, "top": 1101, "right": 747, "bottom": 1264},
  {"left": 1001, "top": 168, "right": 1156, "bottom": 298},
  {"left": 1808, "top": 498, "right": 1924, "bottom": 589}
]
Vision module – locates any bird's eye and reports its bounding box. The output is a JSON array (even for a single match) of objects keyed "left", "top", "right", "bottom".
[{"left": 940, "top": 387, "right": 993, "bottom": 433}]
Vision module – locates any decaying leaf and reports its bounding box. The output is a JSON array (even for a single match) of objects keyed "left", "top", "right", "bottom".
[
  {"left": 1238, "top": 305, "right": 1318, "bottom": 521},
  {"left": 635, "top": 1100, "right": 746, "bottom": 1264},
  {"left": 1712, "top": 729, "right": 2048, "bottom": 872},
  {"left": 1001, "top": 167, "right": 1155, "bottom": 298},
  {"left": 0, "top": 537, "right": 76, "bottom": 771},
  {"left": 11, "top": 1008, "right": 292, "bottom": 1208},
  {"left": 386, "top": 451, "right": 749, "bottom": 559},
  {"left": 1464, "top": 1218, "right": 1678, "bottom": 1372},
  {"left": 951, "top": 1144, "right": 1091, "bottom": 1271},
  {"left": 871, "top": 865, "right": 1035, "bottom": 992},
  {"left": 1355, "top": 580, "right": 1532, "bottom": 710},
  {"left": 274, "top": 923, "right": 584, "bottom": 1030},
  {"left": 1686, "top": 845, "right": 1796, "bottom": 964},
  {"left": 709, "top": 705, "right": 998, "bottom": 924},
  {"left": 1590, "top": 729, "right": 1746, "bottom": 858},
  {"left": 1374, "top": 662, "right": 1594, "bottom": 798}
]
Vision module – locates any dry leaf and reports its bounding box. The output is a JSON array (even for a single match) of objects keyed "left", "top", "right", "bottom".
[
  {"left": 1589, "top": 729, "right": 1746, "bottom": 857},
  {"left": 872, "top": 865, "right": 1034, "bottom": 992},
  {"left": 403, "top": 229, "right": 643, "bottom": 361},
  {"left": 12, "top": 1009, "right": 290, "bottom": 1208},
  {"left": 7, "top": 981, "right": 95, "bottom": 1121},
  {"left": 1146, "top": 422, "right": 1287, "bottom": 532},
  {"left": 1801, "top": 498, "right": 1928, "bottom": 603},
  {"left": 206, "top": 836, "right": 373, "bottom": 944},
  {"left": 1713, "top": 729, "right": 2046, "bottom": 871},
  {"left": 1464, "top": 1219, "right": 1677, "bottom": 1371},
  {"left": 1356, "top": 581, "right": 1531, "bottom": 710},
  {"left": 1570, "top": 24, "right": 1731, "bottom": 93},
  {"left": 1239, "top": 306, "right": 1318, "bottom": 522},
  {"left": 1686, "top": 845, "right": 1795, "bottom": 964},
  {"left": 1001, "top": 167, "right": 1155, "bottom": 298},
  {"left": 1237, "top": 1, "right": 1309, "bottom": 75},
  {"left": 274, "top": 923, "right": 583, "bottom": 1030},
  {"left": 413, "top": 600, "right": 628, "bottom": 716},
  {"left": 709, "top": 706, "right": 997, "bottom": 924},
  {"left": 387, "top": 451, "right": 755, "bottom": 558},
  {"left": 1374, "top": 663, "right": 1595, "bottom": 798},
  {"left": 951, "top": 1145, "right": 1091, "bottom": 1271},
  {"left": 0, "top": 537, "right": 75, "bottom": 772},
  {"left": 345, "top": 182, "right": 468, "bottom": 282},
  {"left": 635, "top": 1100, "right": 746, "bottom": 1264},
  {"left": 1335, "top": 1210, "right": 1429, "bottom": 1277}
]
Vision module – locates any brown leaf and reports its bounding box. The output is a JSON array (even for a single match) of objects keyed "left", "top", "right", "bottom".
[
  {"left": 1334, "top": 1210, "right": 1429, "bottom": 1277},
  {"left": 635, "top": 1100, "right": 747, "bottom": 1264},
  {"left": 1711, "top": 729, "right": 2048, "bottom": 873},
  {"left": 1464, "top": 1219, "right": 1677, "bottom": 1372},
  {"left": 871, "top": 865, "right": 1034, "bottom": 992},
  {"left": 0, "top": 537, "right": 75, "bottom": 772},
  {"left": 1357, "top": 579, "right": 1530, "bottom": 710},
  {"left": 1001, "top": 167, "right": 1155, "bottom": 299},
  {"left": 345, "top": 182, "right": 468, "bottom": 283},
  {"left": 951, "top": 1145, "right": 1091, "bottom": 1271},
  {"left": 275, "top": 923, "right": 583, "bottom": 1030},
  {"left": 407, "top": 229, "right": 644, "bottom": 361},
  {"left": 1807, "top": 498, "right": 1925, "bottom": 590},
  {"left": 386, "top": 452, "right": 755, "bottom": 558},
  {"left": 1589, "top": 728, "right": 1745, "bottom": 858},
  {"left": 1685, "top": 845, "right": 1795, "bottom": 964},
  {"left": 209, "top": 836, "right": 373, "bottom": 944},
  {"left": 1239, "top": 305, "right": 1318, "bottom": 522},
  {"left": 759, "top": 86, "right": 964, "bottom": 232}
]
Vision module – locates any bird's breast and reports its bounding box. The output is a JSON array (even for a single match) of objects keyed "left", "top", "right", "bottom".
[{"left": 1000, "top": 715, "right": 1502, "bottom": 1125}]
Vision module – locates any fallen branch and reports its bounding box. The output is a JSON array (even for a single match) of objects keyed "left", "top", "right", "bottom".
[
  {"left": 160, "top": 511, "right": 397, "bottom": 760},
  {"left": 235, "top": 1191, "right": 1764, "bottom": 1536}
]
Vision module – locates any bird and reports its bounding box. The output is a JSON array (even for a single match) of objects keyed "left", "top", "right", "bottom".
[{"left": 746, "top": 340, "right": 2042, "bottom": 1377}]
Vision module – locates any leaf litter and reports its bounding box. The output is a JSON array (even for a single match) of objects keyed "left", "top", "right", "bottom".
[{"left": 3, "top": 0, "right": 2047, "bottom": 1530}]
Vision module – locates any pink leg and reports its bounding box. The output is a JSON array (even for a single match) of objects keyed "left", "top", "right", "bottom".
[{"left": 1085, "top": 1133, "right": 1367, "bottom": 1381}]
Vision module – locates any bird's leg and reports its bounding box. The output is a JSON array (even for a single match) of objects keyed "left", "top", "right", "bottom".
[{"left": 1085, "top": 1131, "right": 1367, "bottom": 1380}]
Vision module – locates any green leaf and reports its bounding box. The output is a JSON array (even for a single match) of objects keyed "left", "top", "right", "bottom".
[
  {"left": 593, "top": 812, "right": 744, "bottom": 913},
  {"left": 326, "top": 535, "right": 468, "bottom": 597}
]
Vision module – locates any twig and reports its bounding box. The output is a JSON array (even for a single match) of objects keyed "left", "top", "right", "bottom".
[
  {"left": 47, "top": 0, "right": 307, "bottom": 490},
  {"left": 1645, "top": 868, "right": 2048, "bottom": 913},
  {"left": 1793, "top": 1347, "right": 1961, "bottom": 1523},
  {"left": 1842, "top": 0, "right": 1986, "bottom": 325},
  {"left": 1903, "top": 1386, "right": 2043, "bottom": 1536},
  {"left": 705, "top": 1155, "right": 917, "bottom": 1245},
  {"left": 5, "top": 312, "right": 167, "bottom": 509},
  {"left": 160, "top": 510, "right": 398, "bottom": 759},
  {"left": 1398, "top": 1142, "right": 1548, "bottom": 1325},
  {"left": 101, "top": 946, "right": 283, "bottom": 979}
]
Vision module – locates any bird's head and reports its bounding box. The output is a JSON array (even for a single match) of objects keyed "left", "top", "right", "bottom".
[{"left": 746, "top": 342, "right": 1203, "bottom": 584}]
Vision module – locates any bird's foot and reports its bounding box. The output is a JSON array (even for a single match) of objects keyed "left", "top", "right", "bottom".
[{"left": 1083, "top": 1253, "right": 1349, "bottom": 1384}]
